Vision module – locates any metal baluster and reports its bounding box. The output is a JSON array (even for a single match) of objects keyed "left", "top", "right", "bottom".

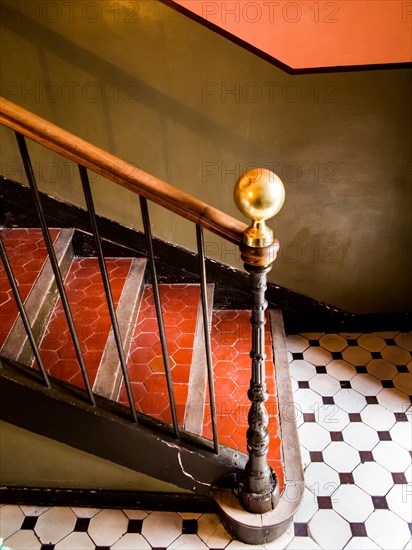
[
  {"left": 139, "top": 196, "right": 180, "bottom": 438},
  {"left": 15, "top": 132, "right": 96, "bottom": 406},
  {"left": 0, "top": 235, "right": 50, "bottom": 387},
  {"left": 79, "top": 165, "right": 138, "bottom": 422},
  {"left": 196, "top": 225, "right": 219, "bottom": 454}
]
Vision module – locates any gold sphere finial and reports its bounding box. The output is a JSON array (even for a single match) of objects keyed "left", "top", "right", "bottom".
[{"left": 234, "top": 168, "right": 285, "bottom": 247}]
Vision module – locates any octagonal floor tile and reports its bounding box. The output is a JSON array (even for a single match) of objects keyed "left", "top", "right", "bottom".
[
  {"left": 323, "top": 441, "right": 360, "bottom": 472},
  {"left": 373, "top": 441, "right": 411, "bottom": 472},
  {"left": 304, "top": 462, "right": 340, "bottom": 496},
  {"left": 353, "top": 462, "right": 393, "bottom": 496},
  {"left": 358, "top": 334, "right": 386, "bottom": 352},
  {"left": 141, "top": 511, "right": 181, "bottom": 547},
  {"left": 308, "top": 510, "right": 351, "bottom": 550},
  {"left": 366, "top": 510, "right": 411, "bottom": 550},
  {"left": 342, "top": 422, "right": 379, "bottom": 451},
  {"left": 88, "top": 509, "right": 128, "bottom": 546},
  {"left": 361, "top": 404, "right": 396, "bottom": 431},
  {"left": 332, "top": 484, "right": 374, "bottom": 522},
  {"left": 34, "top": 507, "right": 76, "bottom": 545},
  {"left": 319, "top": 334, "right": 347, "bottom": 352}
]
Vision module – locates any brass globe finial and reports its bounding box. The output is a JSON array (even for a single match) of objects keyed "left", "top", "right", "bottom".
[{"left": 234, "top": 168, "right": 285, "bottom": 248}]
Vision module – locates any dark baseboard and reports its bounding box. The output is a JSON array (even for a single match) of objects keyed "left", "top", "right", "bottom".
[
  {"left": 1, "top": 177, "right": 410, "bottom": 332},
  {"left": 0, "top": 487, "right": 216, "bottom": 512}
]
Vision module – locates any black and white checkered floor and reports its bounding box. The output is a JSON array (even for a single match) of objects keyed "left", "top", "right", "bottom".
[{"left": 1, "top": 332, "right": 411, "bottom": 549}]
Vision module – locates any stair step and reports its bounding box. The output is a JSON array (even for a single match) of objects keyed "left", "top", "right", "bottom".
[
  {"left": 93, "top": 258, "right": 147, "bottom": 400},
  {"left": 118, "top": 283, "right": 201, "bottom": 426},
  {"left": 0, "top": 228, "right": 60, "bottom": 348},
  {"left": 1, "top": 228, "right": 74, "bottom": 366},
  {"left": 38, "top": 257, "right": 134, "bottom": 387}
]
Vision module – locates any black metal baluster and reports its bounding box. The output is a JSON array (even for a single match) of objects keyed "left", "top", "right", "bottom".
[
  {"left": 15, "top": 132, "right": 95, "bottom": 406},
  {"left": 139, "top": 196, "right": 180, "bottom": 438},
  {"left": 79, "top": 165, "right": 138, "bottom": 422},
  {"left": 0, "top": 235, "right": 50, "bottom": 387},
  {"left": 196, "top": 225, "right": 219, "bottom": 454}
]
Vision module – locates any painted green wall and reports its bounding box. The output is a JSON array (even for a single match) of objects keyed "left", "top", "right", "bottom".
[
  {"left": 0, "top": 0, "right": 411, "bottom": 313},
  {"left": 0, "top": 421, "right": 188, "bottom": 492}
]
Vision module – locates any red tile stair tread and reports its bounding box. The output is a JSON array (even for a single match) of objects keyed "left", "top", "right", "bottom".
[
  {"left": 37, "top": 257, "right": 132, "bottom": 387},
  {"left": 0, "top": 228, "right": 60, "bottom": 347}
]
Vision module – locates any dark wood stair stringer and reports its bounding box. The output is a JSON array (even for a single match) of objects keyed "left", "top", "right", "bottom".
[
  {"left": 0, "top": 228, "right": 74, "bottom": 366},
  {"left": 92, "top": 258, "right": 147, "bottom": 401}
]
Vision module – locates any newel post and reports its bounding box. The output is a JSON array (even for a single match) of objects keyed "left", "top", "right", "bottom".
[{"left": 234, "top": 168, "right": 285, "bottom": 514}]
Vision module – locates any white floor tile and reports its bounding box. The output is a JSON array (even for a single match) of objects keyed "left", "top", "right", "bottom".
[
  {"left": 3, "top": 530, "right": 41, "bottom": 550},
  {"left": 177, "top": 512, "right": 202, "bottom": 519},
  {"left": 55, "top": 532, "right": 95, "bottom": 549},
  {"left": 366, "top": 510, "right": 411, "bottom": 550},
  {"left": 298, "top": 423, "right": 331, "bottom": 451},
  {"left": 316, "top": 404, "right": 350, "bottom": 432},
  {"left": 319, "top": 334, "right": 347, "bottom": 352},
  {"left": 353, "top": 462, "right": 394, "bottom": 496},
  {"left": 373, "top": 441, "right": 411, "bottom": 472},
  {"left": 386, "top": 485, "right": 412, "bottom": 522},
  {"left": 390, "top": 421, "right": 412, "bottom": 449},
  {"left": 169, "top": 534, "right": 209, "bottom": 549},
  {"left": 293, "top": 489, "right": 319, "bottom": 523},
  {"left": 377, "top": 387, "right": 410, "bottom": 412},
  {"left": 358, "top": 334, "right": 386, "bottom": 352},
  {"left": 19, "top": 506, "right": 49, "bottom": 517},
  {"left": 34, "top": 507, "right": 76, "bottom": 545},
  {"left": 299, "top": 333, "right": 325, "bottom": 340},
  {"left": 343, "top": 422, "right": 379, "bottom": 451},
  {"left": 395, "top": 333, "right": 412, "bottom": 352},
  {"left": 323, "top": 441, "right": 360, "bottom": 472},
  {"left": 286, "top": 335, "right": 309, "bottom": 353},
  {"left": 309, "top": 374, "right": 341, "bottom": 396},
  {"left": 351, "top": 374, "right": 383, "bottom": 396},
  {"left": 373, "top": 331, "right": 399, "bottom": 338},
  {"left": 334, "top": 388, "right": 367, "bottom": 413},
  {"left": 304, "top": 462, "right": 340, "bottom": 496},
  {"left": 393, "top": 373, "right": 412, "bottom": 395},
  {"left": 308, "top": 510, "right": 351, "bottom": 550},
  {"left": 327, "top": 359, "right": 357, "bottom": 381},
  {"left": 344, "top": 537, "right": 381, "bottom": 549},
  {"left": 141, "top": 511, "right": 182, "bottom": 547},
  {"left": 286, "top": 536, "right": 321, "bottom": 549},
  {"left": 289, "top": 360, "right": 316, "bottom": 381},
  {"left": 332, "top": 485, "right": 374, "bottom": 522},
  {"left": 366, "top": 359, "right": 398, "bottom": 380},
  {"left": 342, "top": 347, "right": 372, "bottom": 366},
  {"left": 197, "top": 513, "right": 232, "bottom": 548},
  {"left": 303, "top": 347, "right": 332, "bottom": 367},
  {"left": 70, "top": 507, "right": 100, "bottom": 518},
  {"left": 0, "top": 504, "right": 24, "bottom": 540},
  {"left": 382, "top": 346, "right": 410, "bottom": 365},
  {"left": 361, "top": 404, "right": 396, "bottom": 431},
  {"left": 111, "top": 533, "right": 151, "bottom": 549},
  {"left": 122, "top": 509, "right": 149, "bottom": 520},
  {"left": 88, "top": 509, "right": 128, "bottom": 546},
  {"left": 293, "top": 388, "right": 324, "bottom": 413}
]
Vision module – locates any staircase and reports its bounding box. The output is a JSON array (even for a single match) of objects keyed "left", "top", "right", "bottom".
[
  {"left": 0, "top": 97, "right": 303, "bottom": 545},
  {"left": 0, "top": 226, "right": 283, "bottom": 478}
]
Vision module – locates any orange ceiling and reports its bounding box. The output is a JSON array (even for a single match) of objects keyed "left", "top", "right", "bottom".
[{"left": 171, "top": 0, "right": 412, "bottom": 69}]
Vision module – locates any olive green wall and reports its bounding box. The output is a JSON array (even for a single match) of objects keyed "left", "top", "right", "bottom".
[
  {"left": 0, "top": 421, "right": 188, "bottom": 492},
  {"left": 0, "top": 0, "right": 411, "bottom": 313}
]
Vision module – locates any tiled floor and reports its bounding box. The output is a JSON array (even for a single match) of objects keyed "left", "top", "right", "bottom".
[
  {"left": 2, "top": 332, "right": 411, "bottom": 549},
  {"left": 0, "top": 229, "right": 59, "bottom": 347}
]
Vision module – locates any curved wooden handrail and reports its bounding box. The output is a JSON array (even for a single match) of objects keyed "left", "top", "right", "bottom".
[{"left": 0, "top": 97, "right": 246, "bottom": 245}]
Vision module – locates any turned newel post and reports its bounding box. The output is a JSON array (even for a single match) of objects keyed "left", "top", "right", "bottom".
[{"left": 234, "top": 168, "right": 285, "bottom": 514}]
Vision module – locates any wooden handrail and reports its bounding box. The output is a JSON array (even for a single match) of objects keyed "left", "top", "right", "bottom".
[{"left": 0, "top": 97, "right": 246, "bottom": 245}]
